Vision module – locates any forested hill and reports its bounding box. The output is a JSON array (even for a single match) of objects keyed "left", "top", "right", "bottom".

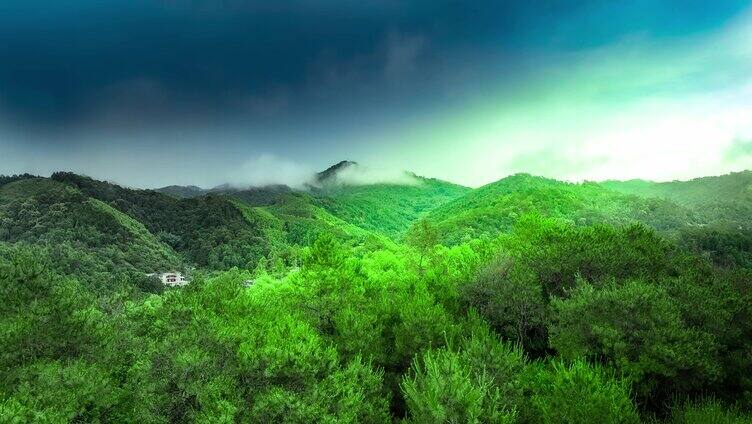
[
  {"left": 157, "top": 162, "right": 471, "bottom": 239},
  {"left": 5, "top": 168, "right": 752, "bottom": 284},
  {"left": 0, "top": 177, "right": 181, "bottom": 292},
  {"left": 51, "top": 172, "right": 284, "bottom": 270},
  {"left": 420, "top": 173, "right": 700, "bottom": 245},
  {"left": 154, "top": 184, "right": 206, "bottom": 199},
  {"left": 0, "top": 172, "right": 381, "bottom": 294},
  {"left": 6, "top": 168, "right": 752, "bottom": 281},
  {"left": 601, "top": 170, "right": 752, "bottom": 231},
  {"left": 2, "top": 168, "right": 752, "bottom": 422},
  {"left": 51, "top": 172, "right": 385, "bottom": 271},
  {"left": 600, "top": 171, "right": 752, "bottom": 267},
  {"left": 311, "top": 174, "right": 470, "bottom": 238},
  {"left": 602, "top": 170, "right": 752, "bottom": 206}
]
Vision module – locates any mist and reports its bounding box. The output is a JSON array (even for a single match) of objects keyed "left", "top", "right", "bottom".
[
  {"left": 227, "top": 154, "right": 317, "bottom": 190},
  {"left": 319, "top": 163, "right": 421, "bottom": 187}
]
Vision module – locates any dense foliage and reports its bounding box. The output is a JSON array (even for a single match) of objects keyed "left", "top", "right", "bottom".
[
  {"left": 1, "top": 170, "right": 751, "bottom": 422},
  {"left": 0, "top": 178, "right": 181, "bottom": 292},
  {"left": 51, "top": 172, "right": 383, "bottom": 272},
  {"left": 602, "top": 170, "right": 752, "bottom": 207},
  {"left": 603, "top": 171, "right": 752, "bottom": 267},
  {"left": 424, "top": 174, "right": 703, "bottom": 245},
  {"left": 312, "top": 175, "right": 470, "bottom": 238}
]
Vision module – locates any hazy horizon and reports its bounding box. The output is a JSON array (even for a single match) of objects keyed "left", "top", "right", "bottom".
[
  {"left": 2, "top": 1, "right": 752, "bottom": 188},
  {"left": 5, "top": 159, "right": 751, "bottom": 191}
]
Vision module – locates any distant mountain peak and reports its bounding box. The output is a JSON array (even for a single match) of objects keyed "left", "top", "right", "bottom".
[
  {"left": 155, "top": 185, "right": 208, "bottom": 199},
  {"left": 316, "top": 160, "right": 358, "bottom": 183}
]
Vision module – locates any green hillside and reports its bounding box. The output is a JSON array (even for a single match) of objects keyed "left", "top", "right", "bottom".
[
  {"left": 312, "top": 175, "right": 470, "bottom": 239},
  {"left": 602, "top": 170, "right": 752, "bottom": 206},
  {"left": 422, "top": 173, "right": 700, "bottom": 245},
  {"left": 0, "top": 178, "right": 181, "bottom": 292},
  {"left": 0, "top": 172, "right": 390, "bottom": 291},
  {"left": 231, "top": 192, "right": 392, "bottom": 265},
  {"left": 2, "top": 169, "right": 752, "bottom": 423},
  {"left": 602, "top": 171, "right": 752, "bottom": 267},
  {"left": 601, "top": 171, "right": 752, "bottom": 231},
  {"left": 157, "top": 163, "right": 470, "bottom": 240},
  {"left": 155, "top": 185, "right": 206, "bottom": 199},
  {"left": 51, "top": 172, "right": 283, "bottom": 270},
  {"left": 213, "top": 185, "right": 293, "bottom": 206},
  {"left": 52, "top": 172, "right": 389, "bottom": 272}
]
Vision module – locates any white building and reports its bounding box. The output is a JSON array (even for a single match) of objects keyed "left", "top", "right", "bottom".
[{"left": 147, "top": 271, "right": 189, "bottom": 287}]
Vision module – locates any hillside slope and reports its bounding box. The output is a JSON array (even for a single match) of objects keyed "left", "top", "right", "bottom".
[
  {"left": 602, "top": 171, "right": 752, "bottom": 230},
  {"left": 51, "top": 172, "right": 299, "bottom": 270},
  {"left": 0, "top": 178, "right": 181, "bottom": 291},
  {"left": 155, "top": 185, "right": 206, "bottom": 199},
  {"left": 311, "top": 172, "right": 470, "bottom": 238},
  {"left": 601, "top": 170, "right": 752, "bottom": 206},
  {"left": 601, "top": 171, "right": 752, "bottom": 267},
  {"left": 53, "top": 172, "right": 390, "bottom": 270},
  {"left": 422, "top": 174, "right": 700, "bottom": 245},
  {"left": 155, "top": 162, "right": 470, "bottom": 240}
]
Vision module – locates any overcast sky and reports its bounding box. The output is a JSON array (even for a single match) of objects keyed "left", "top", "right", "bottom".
[{"left": 1, "top": 1, "right": 751, "bottom": 188}]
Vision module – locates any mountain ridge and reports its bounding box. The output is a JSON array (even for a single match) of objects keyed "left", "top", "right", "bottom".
[{"left": 4, "top": 166, "right": 752, "bottom": 268}]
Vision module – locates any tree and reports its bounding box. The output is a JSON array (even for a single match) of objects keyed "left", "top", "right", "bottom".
[
  {"left": 461, "top": 255, "right": 548, "bottom": 356},
  {"left": 0, "top": 360, "right": 121, "bottom": 423},
  {"left": 523, "top": 359, "right": 639, "bottom": 424},
  {"left": 550, "top": 280, "right": 722, "bottom": 406},
  {"left": 406, "top": 219, "right": 439, "bottom": 271},
  {"left": 401, "top": 324, "right": 524, "bottom": 424},
  {"left": 668, "top": 399, "right": 752, "bottom": 424}
]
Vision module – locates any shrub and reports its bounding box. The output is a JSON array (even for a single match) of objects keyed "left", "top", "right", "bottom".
[{"left": 523, "top": 359, "right": 639, "bottom": 424}]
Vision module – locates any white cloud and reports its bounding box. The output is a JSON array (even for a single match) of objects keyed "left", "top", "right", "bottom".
[
  {"left": 326, "top": 163, "right": 419, "bottom": 186},
  {"left": 228, "top": 154, "right": 316, "bottom": 189}
]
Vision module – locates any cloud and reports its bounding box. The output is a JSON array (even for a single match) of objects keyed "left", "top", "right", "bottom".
[
  {"left": 506, "top": 148, "right": 609, "bottom": 180},
  {"left": 383, "top": 31, "right": 428, "bottom": 79},
  {"left": 305, "top": 30, "right": 429, "bottom": 98},
  {"left": 325, "top": 163, "right": 420, "bottom": 186},
  {"left": 225, "top": 156, "right": 420, "bottom": 189},
  {"left": 377, "top": 8, "right": 752, "bottom": 186},
  {"left": 725, "top": 138, "right": 752, "bottom": 163},
  {"left": 228, "top": 154, "right": 316, "bottom": 189}
]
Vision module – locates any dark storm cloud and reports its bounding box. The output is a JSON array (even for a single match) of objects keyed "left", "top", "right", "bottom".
[
  {"left": 0, "top": 1, "right": 432, "bottom": 132},
  {"left": 1, "top": 0, "right": 747, "bottom": 134}
]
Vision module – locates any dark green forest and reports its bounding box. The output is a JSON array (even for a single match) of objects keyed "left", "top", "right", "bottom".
[{"left": 1, "top": 168, "right": 752, "bottom": 423}]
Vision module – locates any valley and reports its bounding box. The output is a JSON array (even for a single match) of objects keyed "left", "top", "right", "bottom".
[{"left": 2, "top": 165, "right": 751, "bottom": 422}]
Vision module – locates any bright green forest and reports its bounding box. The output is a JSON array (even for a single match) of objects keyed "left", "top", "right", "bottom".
[{"left": 2, "top": 166, "right": 752, "bottom": 423}]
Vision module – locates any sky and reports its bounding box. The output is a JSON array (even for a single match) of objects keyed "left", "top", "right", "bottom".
[{"left": 1, "top": 0, "right": 752, "bottom": 188}]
